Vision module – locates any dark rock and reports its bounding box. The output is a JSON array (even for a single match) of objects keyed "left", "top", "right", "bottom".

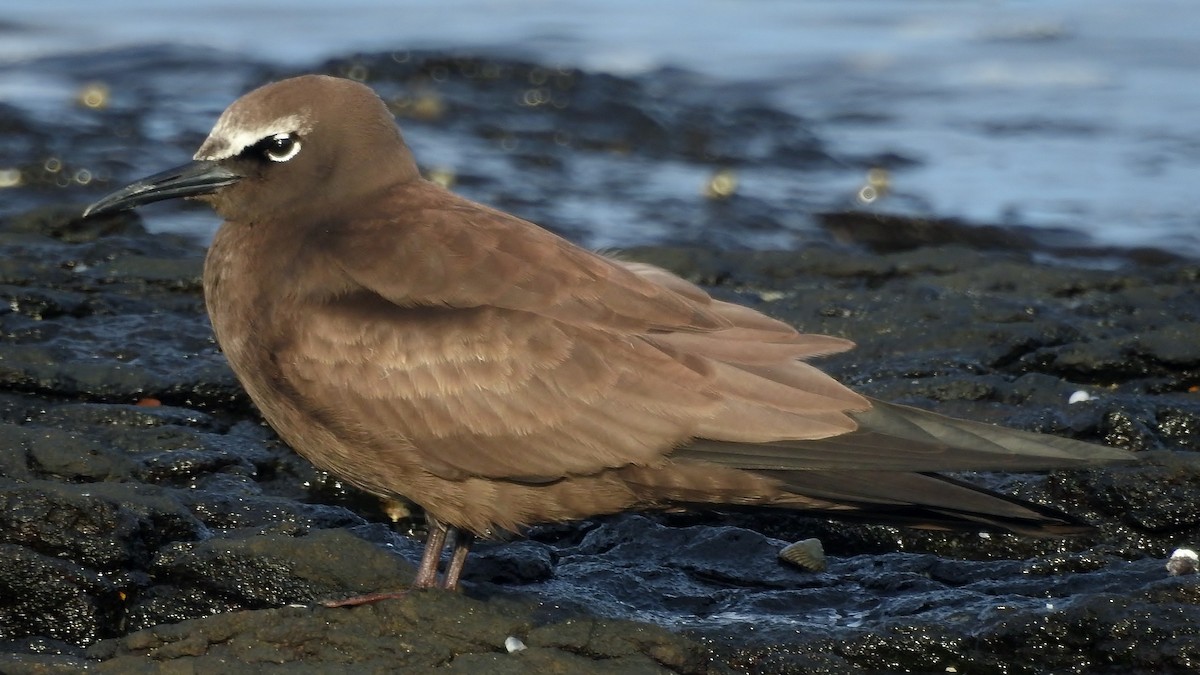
[
  {"left": 0, "top": 544, "right": 124, "bottom": 646},
  {"left": 1, "top": 205, "right": 146, "bottom": 243},
  {"left": 0, "top": 480, "right": 204, "bottom": 570},
  {"left": 467, "top": 540, "right": 554, "bottom": 585}
]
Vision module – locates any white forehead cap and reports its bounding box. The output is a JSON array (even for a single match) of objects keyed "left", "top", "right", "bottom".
[{"left": 194, "top": 108, "right": 313, "bottom": 161}]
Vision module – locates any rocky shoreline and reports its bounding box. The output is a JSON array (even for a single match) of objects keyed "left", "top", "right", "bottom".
[{"left": 0, "top": 202, "right": 1197, "bottom": 673}]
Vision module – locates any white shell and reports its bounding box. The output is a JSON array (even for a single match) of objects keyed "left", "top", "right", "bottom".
[
  {"left": 779, "top": 537, "right": 827, "bottom": 572},
  {"left": 1166, "top": 548, "right": 1198, "bottom": 576},
  {"left": 1067, "top": 390, "right": 1094, "bottom": 404},
  {"left": 504, "top": 636, "right": 527, "bottom": 653}
]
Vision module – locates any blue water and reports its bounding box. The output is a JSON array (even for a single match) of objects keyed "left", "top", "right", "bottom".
[{"left": 3, "top": 0, "right": 1198, "bottom": 256}]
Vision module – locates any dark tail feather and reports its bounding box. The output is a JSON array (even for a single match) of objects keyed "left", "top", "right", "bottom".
[
  {"left": 681, "top": 398, "right": 1135, "bottom": 473},
  {"left": 674, "top": 397, "right": 1132, "bottom": 536},
  {"left": 764, "top": 469, "right": 1094, "bottom": 536}
]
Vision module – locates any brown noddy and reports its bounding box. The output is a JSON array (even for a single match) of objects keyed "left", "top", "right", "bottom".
[{"left": 84, "top": 75, "right": 1134, "bottom": 592}]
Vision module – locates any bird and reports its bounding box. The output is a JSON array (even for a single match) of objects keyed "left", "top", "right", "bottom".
[{"left": 83, "top": 75, "right": 1134, "bottom": 593}]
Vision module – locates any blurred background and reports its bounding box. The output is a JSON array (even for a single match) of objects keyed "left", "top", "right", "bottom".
[{"left": 2, "top": 0, "right": 1197, "bottom": 259}]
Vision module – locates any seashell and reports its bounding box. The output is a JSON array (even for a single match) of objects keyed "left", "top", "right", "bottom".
[
  {"left": 779, "top": 537, "right": 827, "bottom": 572},
  {"left": 1166, "top": 548, "right": 1198, "bottom": 576},
  {"left": 505, "top": 636, "right": 527, "bottom": 653},
  {"left": 1067, "top": 390, "right": 1094, "bottom": 404}
]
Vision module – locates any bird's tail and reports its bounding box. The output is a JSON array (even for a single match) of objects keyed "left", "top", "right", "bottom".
[{"left": 673, "top": 398, "right": 1136, "bottom": 536}]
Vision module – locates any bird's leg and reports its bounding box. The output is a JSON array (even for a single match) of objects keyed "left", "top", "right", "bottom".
[
  {"left": 320, "top": 513, "right": 452, "bottom": 607},
  {"left": 412, "top": 514, "right": 450, "bottom": 589},
  {"left": 441, "top": 529, "right": 475, "bottom": 591}
]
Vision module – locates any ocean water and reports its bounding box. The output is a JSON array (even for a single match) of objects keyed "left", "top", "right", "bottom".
[{"left": 2, "top": 0, "right": 1198, "bottom": 256}]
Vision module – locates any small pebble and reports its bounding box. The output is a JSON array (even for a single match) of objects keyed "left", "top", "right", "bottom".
[
  {"left": 1166, "top": 548, "right": 1198, "bottom": 576},
  {"left": 0, "top": 168, "right": 22, "bottom": 188},
  {"left": 704, "top": 168, "right": 738, "bottom": 200},
  {"left": 504, "top": 636, "right": 527, "bottom": 653},
  {"left": 856, "top": 167, "right": 890, "bottom": 204},
  {"left": 389, "top": 92, "right": 445, "bottom": 121},
  {"left": 77, "top": 82, "right": 110, "bottom": 109},
  {"left": 380, "top": 498, "right": 411, "bottom": 523},
  {"left": 426, "top": 167, "right": 457, "bottom": 189}
]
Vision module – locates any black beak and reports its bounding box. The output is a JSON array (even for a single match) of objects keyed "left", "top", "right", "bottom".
[{"left": 82, "top": 160, "right": 241, "bottom": 218}]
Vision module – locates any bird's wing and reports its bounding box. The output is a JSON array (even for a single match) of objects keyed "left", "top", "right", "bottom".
[
  {"left": 328, "top": 186, "right": 837, "bottom": 338},
  {"left": 678, "top": 397, "right": 1135, "bottom": 472},
  {"left": 277, "top": 291, "right": 870, "bottom": 482},
  {"left": 282, "top": 192, "right": 870, "bottom": 481},
  {"left": 311, "top": 189, "right": 1131, "bottom": 481}
]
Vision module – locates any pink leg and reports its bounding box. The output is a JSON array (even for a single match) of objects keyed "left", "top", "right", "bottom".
[
  {"left": 442, "top": 530, "right": 475, "bottom": 591},
  {"left": 320, "top": 514, "right": 452, "bottom": 607},
  {"left": 412, "top": 517, "right": 450, "bottom": 589}
]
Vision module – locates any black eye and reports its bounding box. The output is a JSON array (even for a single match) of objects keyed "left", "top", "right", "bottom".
[{"left": 259, "top": 133, "right": 301, "bottom": 162}]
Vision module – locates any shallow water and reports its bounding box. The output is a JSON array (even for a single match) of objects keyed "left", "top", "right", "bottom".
[{"left": 2, "top": 0, "right": 1197, "bottom": 257}]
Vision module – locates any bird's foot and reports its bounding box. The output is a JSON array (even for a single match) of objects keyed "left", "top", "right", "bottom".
[{"left": 320, "top": 590, "right": 412, "bottom": 608}]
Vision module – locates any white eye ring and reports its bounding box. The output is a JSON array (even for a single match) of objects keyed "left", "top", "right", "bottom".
[{"left": 263, "top": 133, "right": 301, "bottom": 162}]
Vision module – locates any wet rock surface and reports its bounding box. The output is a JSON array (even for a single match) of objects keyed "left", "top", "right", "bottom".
[{"left": 0, "top": 50, "right": 1198, "bottom": 673}]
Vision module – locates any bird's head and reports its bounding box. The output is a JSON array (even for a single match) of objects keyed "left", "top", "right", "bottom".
[{"left": 84, "top": 75, "right": 420, "bottom": 224}]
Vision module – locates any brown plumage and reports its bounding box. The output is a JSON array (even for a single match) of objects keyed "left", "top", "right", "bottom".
[{"left": 84, "top": 75, "right": 1134, "bottom": 592}]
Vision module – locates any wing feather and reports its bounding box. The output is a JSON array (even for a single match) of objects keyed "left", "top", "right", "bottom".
[
  {"left": 280, "top": 296, "right": 726, "bottom": 481},
  {"left": 274, "top": 184, "right": 1131, "bottom": 493},
  {"left": 303, "top": 185, "right": 1085, "bottom": 483}
]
